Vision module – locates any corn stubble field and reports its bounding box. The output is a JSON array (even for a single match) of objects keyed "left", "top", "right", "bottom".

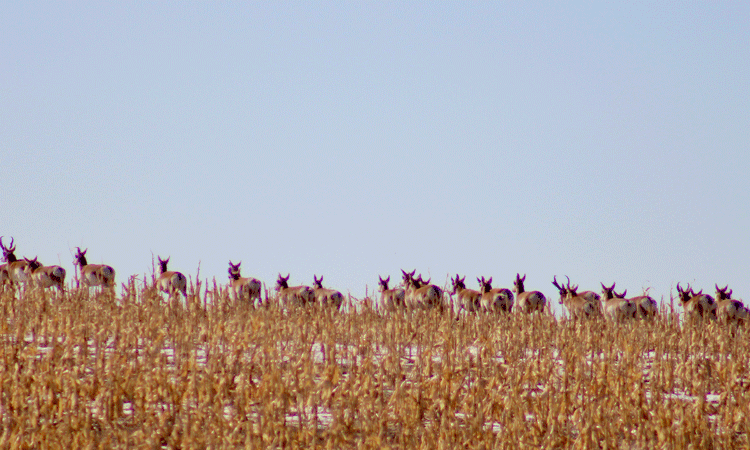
[{"left": 1, "top": 277, "right": 749, "bottom": 449}]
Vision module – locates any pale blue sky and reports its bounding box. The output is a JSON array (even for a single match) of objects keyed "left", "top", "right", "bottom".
[{"left": 3, "top": 2, "right": 749, "bottom": 311}]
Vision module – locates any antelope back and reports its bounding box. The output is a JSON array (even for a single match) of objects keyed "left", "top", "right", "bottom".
[
  {"left": 601, "top": 297, "right": 636, "bottom": 321},
  {"left": 716, "top": 298, "right": 748, "bottom": 322},
  {"left": 676, "top": 284, "right": 716, "bottom": 319},
  {"left": 517, "top": 291, "right": 546, "bottom": 314},
  {"left": 486, "top": 288, "right": 514, "bottom": 313},
  {"left": 379, "top": 276, "right": 405, "bottom": 311},
  {"left": 25, "top": 258, "right": 66, "bottom": 290},
  {"left": 407, "top": 278, "right": 444, "bottom": 310},
  {"left": 276, "top": 274, "right": 314, "bottom": 307},
  {"left": 232, "top": 277, "right": 261, "bottom": 303},
  {"left": 81, "top": 264, "right": 116, "bottom": 288},
  {"left": 690, "top": 291, "right": 716, "bottom": 319},
  {"left": 8, "top": 259, "right": 31, "bottom": 284},
  {"left": 629, "top": 295, "right": 658, "bottom": 319},
  {"left": 515, "top": 274, "right": 545, "bottom": 313},
  {"left": 452, "top": 275, "right": 481, "bottom": 313},
  {"left": 714, "top": 286, "right": 748, "bottom": 322},
  {"left": 312, "top": 275, "right": 343, "bottom": 309},
  {"left": 158, "top": 271, "right": 188, "bottom": 297},
  {"left": 314, "top": 288, "right": 344, "bottom": 309},
  {"left": 559, "top": 291, "right": 599, "bottom": 319}
]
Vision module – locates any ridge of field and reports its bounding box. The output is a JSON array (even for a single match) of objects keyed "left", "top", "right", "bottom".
[{"left": 0, "top": 282, "right": 748, "bottom": 448}]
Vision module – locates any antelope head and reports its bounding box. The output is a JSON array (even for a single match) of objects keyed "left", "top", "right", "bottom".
[
  {"left": 378, "top": 275, "right": 390, "bottom": 292},
  {"left": 676, "top": 283, "right": 692, "bottom": 304},
  {"left": 313, "top": 275, "right": 324, "bottom": 289},
  {"left": 228, "top": 261, "right": 242, "bottom": 280},
  {"left": 451, "top": 274, "right": 466, "bottom": 294},
  {"left": 74, "top": 247, "right": 88, "bottom": 267},
  {"left": 564, "top": 276, "right": 579, "bottom": 297},
  {"left": 157, "top": 256, "right": 170, "bottom": 274},
  {"left": 478, "top": 276, "right": 493, "bottom": 293},
  {"left": 552, "top": 276, "right": 569, "bottom": 302},
  {"left": 0, "top": 237, "right": 17, "bottom": 262},
  {"left": 401, "top": 269, "right": 416, "bottom": 287},
  {"left": 716, "top": 284, "right": 732, "bottom": 301},
  {"left": 601, "top": 282, "right": 617, "bottom": 300},
  {"left": 513, "top": 273, "right": 526, "bottom": 294},
  {"left": 24, "top": 257, "right": 41, "bottom": 272},
  {"left": 276, "top": 273, "right": 290, "bottom": 291}
]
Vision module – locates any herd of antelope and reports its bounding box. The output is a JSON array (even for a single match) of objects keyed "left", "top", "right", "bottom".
[{"left": 1, "top": 237, "right": 748, "bottom": 323}]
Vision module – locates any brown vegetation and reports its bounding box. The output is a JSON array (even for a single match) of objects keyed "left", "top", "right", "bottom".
[{"left": 0, "top": 276, "right": 748, "bottom": 449}]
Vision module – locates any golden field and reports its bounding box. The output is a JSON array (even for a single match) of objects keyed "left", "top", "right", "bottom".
[{"left": 0, "top": 276, "right": 748, "bottom": 449}]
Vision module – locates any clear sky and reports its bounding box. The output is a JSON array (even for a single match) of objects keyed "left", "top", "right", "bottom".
[{"left": 2, "top": 2, "right": 748, "bottom": 313}]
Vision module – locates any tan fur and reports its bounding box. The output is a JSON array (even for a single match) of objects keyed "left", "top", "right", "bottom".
[
  {"left": 402, "top": 270, "right": 444, "bottom": 310},
  {"left": 378, "top": 276, "right": 405, "bottom": 311},
  {"left": 629, "top": 295, "right": 658, "bottom": 319},
  {"left": 312, "top": 275, "right": 343, "bottom": 310},
  {"left": 551, "top": 276, "right": 598, "bottom": 318},
  {"left": 477, "top": 276, "right": 514, "bottom": 313},
  {"left": 514, "top": 273, "right": 547, "bottom": 314},
  {"left": 156, "top": 257, "right": 187, "bottom": 298},
  {"left": 0, "top": 237, "right": 31, "bottom": 286},
  {"left": 228, "top": 261, "right": 261, "bottom": 305},
  {"left": 452, "top": 275, "right": 482, "bottom": 313},
  {"left": 715, "top": 285, "right": 749, "bottom": 323},
  {"left": 24, "top": 257, "right": 66, "bottom": 292},
  {"left": 676, "top": 283, "right": 716, "bottom": 320},
  {"left": 600, "top": 283, "right": 636, "bottom": 321},
  {"left": 276, "top": 274, "right": 314, "bottom": 307},
  {"left": 74, "top": 248, "right": 115, "bottom": 290}
]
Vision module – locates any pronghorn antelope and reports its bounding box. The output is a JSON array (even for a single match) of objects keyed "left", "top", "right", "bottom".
[
  {"left": 676, "top": 283, "right": 716, "bottom": 320},
  {"left": 155, "top": 256, "right": 187, "bottom": 298},
  {"left": 556, "top": 276, "right": 601, "bottom": 303},
  {"left": 551, "top": 276, "right": 600, "bottom": 319},
  {"left": 0, "top": 237, "right": 32, "bottom": 286},
  {"left": 401, "top": 269, "right": 444, "bottom": 310},
  {"left": 600, "top": 282, "right": 637, "bottom": 321},
  {"left": 451, "top": 274, "right": 482, "bottom": 313},
  {"left": 312, "top": 275, "right": 344, "bottom": 310},
  {"left": 513, "top": 274, "right": 547, "bottom": 314},
  {"left": 627, "top": 290, "right": 659, "bottom": 319},
  {"left": 378, "top": 276, "right": 405, "bottom": 311},
  {"left": 275, "top": 274, "right": 314, "bottom": 307},
  {"left": 715, "top": 285, "right": 749, "bottom": 323},
  {"left": 477, "top": 276, "right": 514, "bottom": 313},
  {"left": 227, "top": 261, "right": 262, "bottom": 306},
  {"left": 23, "top": 257, "right": 66, "bottom": 292},
  {"left": 74, "top": 247, "right": 116, "bottom": 291}
]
